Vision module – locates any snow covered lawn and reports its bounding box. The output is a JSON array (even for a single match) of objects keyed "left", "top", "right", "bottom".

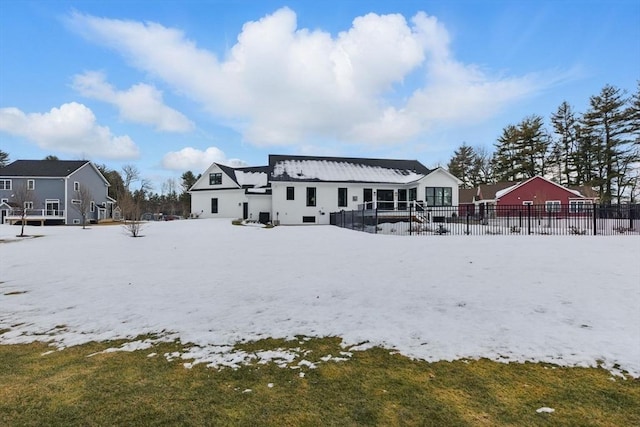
[{"left": 1, "top": 220, "right": 638, "bottom": 377}]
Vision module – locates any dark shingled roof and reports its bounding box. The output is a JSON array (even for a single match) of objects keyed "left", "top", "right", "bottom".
[
  {"left": 0, "top": 160, "right": 90, "bottom": 177},
  {"left": 458, "top": 188, "right": 477, "bottom": 204}
]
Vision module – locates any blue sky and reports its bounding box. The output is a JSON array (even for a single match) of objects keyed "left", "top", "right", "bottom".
[{"left": 1, "top": 0, "right": 638, "bottom": 191}]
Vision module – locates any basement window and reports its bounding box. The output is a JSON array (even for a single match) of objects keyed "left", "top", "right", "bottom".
[{"left": 302, "top": 216, "right": 316, "bottom": 223}]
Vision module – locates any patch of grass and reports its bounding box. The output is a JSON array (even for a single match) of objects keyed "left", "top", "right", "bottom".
[{"left": 0, "top": 337, "right": 638, "bottom": 426}]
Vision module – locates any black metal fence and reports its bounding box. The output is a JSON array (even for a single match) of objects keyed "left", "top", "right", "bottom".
[{"left": 330, "top": 204, "right": 640, "bottom": 236}]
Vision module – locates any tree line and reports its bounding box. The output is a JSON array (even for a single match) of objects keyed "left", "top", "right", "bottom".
[
  {"left": 447, "top": 83, "right": 640, "bottom": 204},
  {"left": 2, "top": 82, "right": 638, "bottom": 207},
  {"left": 94, "top": 164, "right": 200, "bottom": 220}
]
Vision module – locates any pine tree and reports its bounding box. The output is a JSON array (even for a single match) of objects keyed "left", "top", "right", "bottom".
[
  {"left": 0, "top": 149, "right": 8, "bottom": 167},
  {"left": 492, "top": 124, "right": 520, "bottom": 182},
  {"left": 517, "top": 115, "right": 550, "bottom": 178},
  {"left": 550, "top": 101, "right": 579, "bottom": 185},
  {"left": 581, "top": 84, "right": 633, "bottom": 204},
  {"left": 628, "top": 81, "right": 640, "bottom": 146},
  {"left": 493, "top": 116, "right": 550, "bottom": 182},
  {"left": 447, "top": 143, "right": 479, "bottom": 188}
]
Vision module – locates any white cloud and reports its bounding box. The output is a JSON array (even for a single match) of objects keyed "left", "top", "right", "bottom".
[
  {"left": 66, "top": 8, "right": 554, "bottom": 148},
  {"left": 0, "top": 102, "right": 139, "bottom": 159},
  {"left": 161, "top": 147, "right": 246, "bottom": 171},
  {"left": 72, "top": 71, "right": 194, "bottom": 132}
]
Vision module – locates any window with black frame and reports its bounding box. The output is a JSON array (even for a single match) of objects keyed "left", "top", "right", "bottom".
[
  {"left": 338, "top": 188, "right": 347, "bottom": 207},
  {"left": 306, "top": 187, "right": 316, "bottom": 206},
  {"left": 209, "top": 173, "right": 222, "bottom": 185},
  {"left": 425, "top": 187, "right": 452, "bottom": 206}
]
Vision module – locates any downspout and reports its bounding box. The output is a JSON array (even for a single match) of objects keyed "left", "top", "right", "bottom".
[{"left": 64, "top": 176, "right": 68, "bottom": 225}]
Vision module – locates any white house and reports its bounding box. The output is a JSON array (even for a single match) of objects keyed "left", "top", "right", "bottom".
[{"left": 189, "top": 154, "right": 462, "bottom": 225}]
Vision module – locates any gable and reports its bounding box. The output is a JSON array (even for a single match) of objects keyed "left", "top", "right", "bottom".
[
  {"left": 189, "top": 163, "right": 242, "bottom": 191},
  {"left": 497, "top": 176, "right": 586, "bottom": 202}
]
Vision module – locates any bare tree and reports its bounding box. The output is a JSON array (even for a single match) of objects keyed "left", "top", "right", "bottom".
[
  {"left": 71, "top": 184, "right": 94, "bottom": 229},
  {"left": 119, "top": 191, "right": 144, "bottom": 237},
  {"left": 9, "top": 182, "right": 35, "bottom": 237},
  {"left": 122, "top": 164, "right": 140, "bottom": 192}
]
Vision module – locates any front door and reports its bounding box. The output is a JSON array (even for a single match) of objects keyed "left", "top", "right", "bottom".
[
  {"left": 243, "top": 203, "right": 248, "bottom": 220},
  {"left": 45, "top": 200, "right": 60, "bottom": 216}
]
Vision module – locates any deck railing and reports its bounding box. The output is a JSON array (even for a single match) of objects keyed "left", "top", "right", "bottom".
[{"left": 6, "top": 209, "right": 65, "bottom": 217}]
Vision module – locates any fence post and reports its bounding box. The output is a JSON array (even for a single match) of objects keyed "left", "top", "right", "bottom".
[
  {"left": 527, "top": 204, "right": 532, "bottom": 235},
  {"left": 374, "top": 207, "right": 378, "bottom": 233},
  {"left": 519, "top": 210, "right": 522, "bottom": 228},
  {"left": 409, "top": 204, "right": 413, "bottom": 236},
  {"left": 466, "top": 211, "right": 470, "bottom": 235},
  {"left": 593, "top": 204, "right": 597, "bottom": 236},
  {"left": 362, "top": 204, "right": 365, "bottom": 232}
]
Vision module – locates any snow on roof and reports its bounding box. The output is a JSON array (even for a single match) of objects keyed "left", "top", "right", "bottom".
[
  {"left": 271, "top": 159, "right": 425, "bottom": 184},
  {"left": 495, "top": 184, "right": 518, "bottom": 199},
  {"left": 235, "top": 170, "right": 268, "bottom": 188}
]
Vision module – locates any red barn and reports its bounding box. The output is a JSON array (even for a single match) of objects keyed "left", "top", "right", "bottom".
[{"left": 494, "top": 176, "right": 595, "bottom": 217}]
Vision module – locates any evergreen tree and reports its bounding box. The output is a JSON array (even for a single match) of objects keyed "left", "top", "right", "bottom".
[
  {"left": 517, "top": 115, "right": 550, "bottom": 178},
  {"left": 0, "top": 149, "right": 8, "bottom": 167},
  {"left": 447, "top": 143, "right": 479, "bottom": 188},
  {"left": 492, "top": 124, "right": 520, "bottom": 182},
  {"left": 181, "top": 171, "right": 198, "bottom": 193},
  {"left": 628, "top": 81, "right": 640, "bottom": 145},
  {"left": 581, "top": 84, "right": 633, "bottom": 203},
  {"left": 550, "top": 101, "right": 579, "bottom": 185},
  {"left": 492, "top": 116, "right": 550, "bottom": 182}
]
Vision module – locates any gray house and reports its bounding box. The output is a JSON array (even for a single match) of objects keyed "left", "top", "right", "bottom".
[{"left": 0, "top": 160, "right": 115, "bottom": 225}]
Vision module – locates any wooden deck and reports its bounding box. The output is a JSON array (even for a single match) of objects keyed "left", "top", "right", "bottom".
[{"left": 3, "top": 210, "right": 66, "bottom": 226}]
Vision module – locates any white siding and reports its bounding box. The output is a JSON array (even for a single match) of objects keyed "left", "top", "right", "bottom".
[
  {"left": 272, "top": 182, "right": 425, "bottom": 225},
  {"left": 191, "top": 189, "right": 246, "bottom": 219},
  {"left": 246, "top": 194, "right": 272, "bottom": 222}
]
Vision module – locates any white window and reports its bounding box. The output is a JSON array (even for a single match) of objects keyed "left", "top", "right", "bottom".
[
  {"left": 522, "top": 201, "right": 533, "bottom": 206},
  {"left": 569, "top": 200, "right": 587, "bottom": 213},
  {"left": 71, "top": 199, "right": 81, "bottom": 205},
  {"left": 545, "top": 200, "right": 561, "bottom": 213},
  {"left": 74, "top": 181, "right": 80, "bottom": 191},
  {"left": 0, "top": 179, "right": 11, "bottom": 190},
  {"left": 1, "top": 198, "right": 7, "bottom": 203},
  {"left": 27, "top": 179, "right": 35, "bottom": 190},
  {"left": 24, "top": 201, "right": 33, "bottom": 209}
]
